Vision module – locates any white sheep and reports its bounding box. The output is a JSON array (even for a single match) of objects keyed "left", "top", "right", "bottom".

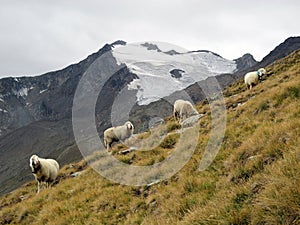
[
  {"left": 29, "top": 154, "right": 60, "bottom": 193},
  {"left": 173, "top": 99, "right": 199, "bottom": 123},
  {"left": 103, "top": 121, "right": 134, "bottom": 152},
  {"left": 244, "top": 68, "right": 267, "bottom": 90}
]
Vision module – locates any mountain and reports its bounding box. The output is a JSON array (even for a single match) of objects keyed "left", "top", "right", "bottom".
[
  {"left": 233, "top": 53, "right": 258, "bottom": 71},
  {"left": 259, "top": 36, "right": 300, "bottom": 67},
  {"left": 1, "top": 48, "right": 299, "bottom": 224},
  {"left": 0, "top": 37, "right": 299, "bottom": 195}
]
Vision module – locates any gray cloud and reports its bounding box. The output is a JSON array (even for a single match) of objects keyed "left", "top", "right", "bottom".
[{"left": 0, "top": 0, "right": 299, "bottom": 77}]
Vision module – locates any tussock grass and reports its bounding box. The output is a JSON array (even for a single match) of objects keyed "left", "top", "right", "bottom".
[{"left": 1, "top": 50, "right": 300, "bottom": 224}]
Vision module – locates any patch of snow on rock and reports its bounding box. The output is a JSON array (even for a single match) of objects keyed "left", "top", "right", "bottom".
[
  {"left": 39, "top": 89, "right": 47, "bottom": 94},
  {"left": 13, "top": 87, "right": 29, "bottom": 98}
]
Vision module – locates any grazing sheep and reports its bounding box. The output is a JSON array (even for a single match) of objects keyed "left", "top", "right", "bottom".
[
  {"left": 244, "top": 68, "right": 267, "bottom": 90},
  {"left": 29, "top": 154, "right": 60, "bottom": 193},
  {"left": 173, "top": 99, "right": 199, "bottom": 123},
  {"left": 103, "top": 121, "right": 134, "bottom": 152}
]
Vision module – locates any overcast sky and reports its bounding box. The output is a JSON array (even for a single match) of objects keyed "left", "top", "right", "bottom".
[{"left": 0, "top": 0, "right": 299, "bottom": 77}]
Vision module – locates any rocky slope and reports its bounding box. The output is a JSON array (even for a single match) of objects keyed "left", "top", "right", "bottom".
[{"left": 260, "top": 36, "right": 300, "bottom": 67}]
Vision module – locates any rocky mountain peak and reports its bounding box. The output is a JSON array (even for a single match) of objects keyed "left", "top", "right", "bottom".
[{"left": 234, "top": 53, "right": 258, "bottom": 71}]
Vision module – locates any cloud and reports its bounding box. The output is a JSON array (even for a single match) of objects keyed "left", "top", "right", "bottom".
[{"left": 0, "top": 0, "right": 299, "bottom": 77}]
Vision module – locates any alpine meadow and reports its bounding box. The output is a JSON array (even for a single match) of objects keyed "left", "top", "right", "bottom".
[{"left": 0, "top": 48, "right": 299, "bottom": 225}]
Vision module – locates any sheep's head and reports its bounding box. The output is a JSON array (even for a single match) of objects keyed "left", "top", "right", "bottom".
[
  {"left": 125, "top": 121, "right": 134, "bottom": 134},
  {"left": 257, "top": 68, "right": 266, "bottom": 81},
  {"left": 258, "top": 68, "right": 267, "bottom": 75},
  {"left": 30, "top": 155, "right": 41, "bottom": 174}
]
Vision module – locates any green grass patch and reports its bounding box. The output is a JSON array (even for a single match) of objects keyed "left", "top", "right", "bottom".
[{"left": 159, "top": 134, "right": 179, "bottom": 149}]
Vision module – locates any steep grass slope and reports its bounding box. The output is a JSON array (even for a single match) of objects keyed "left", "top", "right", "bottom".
[{"left": 0, "top": 50, "right": 300, "bottom": 225}]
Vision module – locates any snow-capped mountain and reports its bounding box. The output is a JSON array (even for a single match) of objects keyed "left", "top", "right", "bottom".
[
  {"left": 112, "top": 42, "right": 237, "bottom": 105},
  {"left": 1, "top": 37, "right": 299, "bottom": 196}
]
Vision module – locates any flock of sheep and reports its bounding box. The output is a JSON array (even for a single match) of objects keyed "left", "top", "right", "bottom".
[{"left": 29, "top": 68, "right": 266, "bottom": 193}]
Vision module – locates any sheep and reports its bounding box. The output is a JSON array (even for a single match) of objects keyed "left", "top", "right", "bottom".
[
  {"left": 173, "top": 99, "right": 199, "bottom": 123},
  {"left": 244, "top": 68, "right": 267, "bottom": 90},
  {"left": 29, "top": 154, "right": 60, "bottom": 193},
  {"left": 103, "top": 121, "right": 134, "bottom": 152}
]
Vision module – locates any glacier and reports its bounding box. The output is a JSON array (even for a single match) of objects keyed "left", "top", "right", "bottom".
[{"left": 112, "top": 42, "right": 237, "bottom": 105}]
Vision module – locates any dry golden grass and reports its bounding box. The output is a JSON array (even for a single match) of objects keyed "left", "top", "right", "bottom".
[{"left": 1, "top": 50, "right": 300, "bottom": 225}]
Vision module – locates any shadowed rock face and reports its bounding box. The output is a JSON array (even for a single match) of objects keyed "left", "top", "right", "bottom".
[
  {"left": 234, "top": 53, "right": 258, "bottom": 71},
  {"left": 259, "top": 37, "right": 300, "bottom": 67},
  {"left": 1, "top": 37, "right": 300, "bottom": 195},
  {"left": 170, "top": 69, "right": 185, "bottom": 79},
  {"left": 0, "top": 42, "right": 118, "bottom": 195}
]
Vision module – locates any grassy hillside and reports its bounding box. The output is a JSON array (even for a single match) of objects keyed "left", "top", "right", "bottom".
[{"left": 1, "top": 50, "right": 300, "bottom": 225}]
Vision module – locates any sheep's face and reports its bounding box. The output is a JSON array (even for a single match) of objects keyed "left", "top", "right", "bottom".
[
  {"left": 30, "top": 155, "right": 41, "bottom": 174},
  {"left": 257, "top": 68, "right": 266, "bottom": 81},
  {"left": 258, "top": 68, "right": 266, "bottom": 76},
  {"left": 125, "top": 122, "right": 134, "bottom": 132}
]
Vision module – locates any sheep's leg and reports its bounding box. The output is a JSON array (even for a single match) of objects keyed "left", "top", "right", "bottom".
[
  {"left": 107, "top": 142, "right": 112, "bottom": 154},
  {"left": 181, "top": 113, "right": 187, "bottom": 123},
  {"left": 173, "top": 111, "right": 176, "bottom": 121},
  {"left": 174, "top": 111, "right": 179, "bottom": 122},
  {"left": 48, "top": 182, "right": 53, "bottom": 189},
  {"left": 104, "top": 139, "right": 110, "bottom": 151},
  {"left": 40, "top": 182, "right": 46, "bottom": 192},
  {"left": 37, "top": 182, "right": 40, "bottom": 194}
]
